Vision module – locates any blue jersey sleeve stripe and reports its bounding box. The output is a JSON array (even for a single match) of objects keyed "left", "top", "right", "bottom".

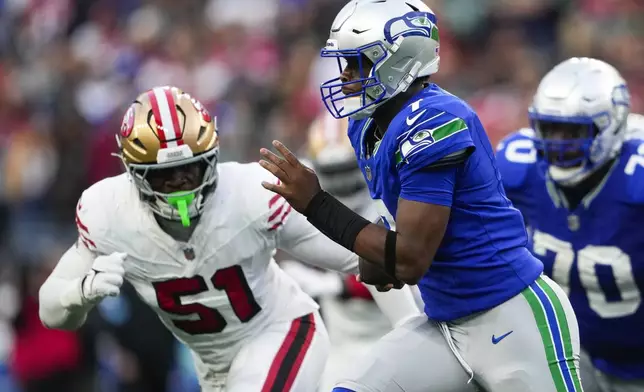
[
  {"left": 431, "top": 118, "right": 467, "bottom": 141},
  {"left": 422, "top": 112, "right": 463, "bottom": 130},
  {"left": 397, "top": 111, "right": 464, "bottom": 144},
  {"left": 399, "top": 118, "right": 468, "bottom": 161}
]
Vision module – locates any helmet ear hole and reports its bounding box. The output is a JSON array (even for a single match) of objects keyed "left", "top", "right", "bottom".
[
  {"left": 133, "top": 138, "right": 146, "bottom": 150},
  {"left": 197, "top": 126, "right": 207, "bottom": 142}
]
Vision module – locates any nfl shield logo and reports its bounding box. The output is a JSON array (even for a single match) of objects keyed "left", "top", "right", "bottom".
[
  {"left": 567, "top": 215, "right": 579, "bottom": 232},
  {"left": 183, "top": 247, "right": 195, "bottom": 260},
  {"left": 365, "top": 166, "right": 372, "bottom": 181}
]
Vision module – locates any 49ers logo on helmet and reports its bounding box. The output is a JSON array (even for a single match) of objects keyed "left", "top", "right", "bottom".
[{"left": 120, "top": 105, "right": 135, "bottom": 137}]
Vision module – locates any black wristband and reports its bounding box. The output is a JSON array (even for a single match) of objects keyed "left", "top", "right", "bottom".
[
  {"left": 304, "top": 190, "right": 370, "bottom": 251},
  {"left": 384, "top": 230, "right": 397, "bottom": 277}
]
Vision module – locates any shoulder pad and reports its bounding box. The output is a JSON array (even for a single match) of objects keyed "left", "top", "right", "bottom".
[
  {"left": 620, "top": 137, "right": 644, "bottom": 170},
  {"left": 396, "top": 91, "right": 476, "bottom": 128},
  {"left": 221, "top": 162, "right": 294, "bottom": 232},
  {"left": 76, "top": 176, "right": 125, "bottom": 252},
  {"left": 624, "top": 113, "right": 644, "bottom": 141},
  {"left": 394, "top": 98, "right": 474, "bottom": 168},
  {"left": 611, "top": 114, "right": 644, "bottom": 203},
  {"left": 495, "top": 128, "right": 539, "bottom": 191},
  {"left": 616, "top": 138, "right": 644, "bottom": 205}
]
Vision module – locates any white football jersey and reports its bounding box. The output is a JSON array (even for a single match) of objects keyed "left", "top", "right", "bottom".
[
  {"left": 75, "top": 162, "right": 338, "bottom": 379},
  {"left": 321, "top": 202, "right": 391, "bottom": 340}
]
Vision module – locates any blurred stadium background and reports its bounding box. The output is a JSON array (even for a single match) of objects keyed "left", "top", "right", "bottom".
[{"left": 0, "top": 0, "right": 641, "bottom": 391}]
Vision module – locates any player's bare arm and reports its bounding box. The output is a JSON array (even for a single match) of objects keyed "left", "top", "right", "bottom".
[
  {"left": 271, "top": 185, "right": 423, "bottom": 323},
  {"left": 355, "top": 198, "right": 449, "bottom": 283},
  {"left": 260, "top": 140, "right": 447, "bottom": 285}
]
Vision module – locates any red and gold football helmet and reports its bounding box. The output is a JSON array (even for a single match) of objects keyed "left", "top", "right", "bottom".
[{"left": 114, "top": 86, "right": 219, "bottom": 226}]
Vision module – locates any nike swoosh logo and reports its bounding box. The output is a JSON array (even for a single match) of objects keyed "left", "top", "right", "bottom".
[
  {"left": 406, "top": 110, "right": 426, "bottom": 126},
  {"left": 491, "top": 331, "right": 513, "bottom": 344}
]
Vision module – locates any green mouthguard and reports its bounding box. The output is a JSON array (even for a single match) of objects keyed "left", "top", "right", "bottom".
[{"left": 167, "top": 192, "right": 196, "bottom": 227}]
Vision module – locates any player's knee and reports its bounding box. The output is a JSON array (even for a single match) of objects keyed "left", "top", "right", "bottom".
[{"left": 331, "top": 388, "right": 356, "bottom": 392}]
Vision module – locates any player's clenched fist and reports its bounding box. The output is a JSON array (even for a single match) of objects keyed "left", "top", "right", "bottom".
[{"left": 81, "top": 252, "right": 127, "bottom": 304}]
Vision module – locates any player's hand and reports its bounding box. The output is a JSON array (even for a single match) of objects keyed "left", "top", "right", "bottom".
[
  {"left": 81, "top": 252, "right": 127, "bottom": 304},
  {"left": 356, "top": 274, "right": 403, "bottom": 292},
  {"left": 259, "top": 140, "right": 322, "bottom": 213}
]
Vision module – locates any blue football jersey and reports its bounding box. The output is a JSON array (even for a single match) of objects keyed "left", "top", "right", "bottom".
[
  {"left": 496, "top": 123, "right": 644, "bottom": 379},
  {"left": 347, "top": 84, "right": 543, "bottom": 321}
]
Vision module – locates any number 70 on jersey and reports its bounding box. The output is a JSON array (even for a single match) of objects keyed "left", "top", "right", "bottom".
[{"left": 532, "top": 230, "right": 641, "bottom": 319}]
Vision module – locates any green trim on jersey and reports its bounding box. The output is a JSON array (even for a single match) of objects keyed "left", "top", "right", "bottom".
[
  {"left": 521, "top": 277, "right": 583, "bottom": 391},
  {"left": 396, "top": 118, "right": 468, "bottom": 164}
]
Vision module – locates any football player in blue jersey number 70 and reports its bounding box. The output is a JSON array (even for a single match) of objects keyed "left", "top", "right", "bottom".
[
  {"left": 496, "top": 57, "right": 644, "bottom": 392},
  {"left": 258, "top": 0, "right": 584, "bottom": 391}
]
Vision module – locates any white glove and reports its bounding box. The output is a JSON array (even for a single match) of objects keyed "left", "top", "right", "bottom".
[{"left": 80, "top": 252, "right": 127, "bottom": 304}]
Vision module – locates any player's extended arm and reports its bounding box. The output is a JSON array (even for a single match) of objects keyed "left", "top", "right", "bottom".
[
  {"left": 39, "top": 243, "right": 96, "bottom": 329},
  {"left": 277, "top": 211, "right": 422, "bottom": 325},
  {"left": 260, "top": 123, "right": 470, "bottom": 285},
  {"left": 354, "top": 199, "right": 450, "bottom": 284},
  {"left": 303, "top": 159, "right": 461, "bottom": 285},
  {"left": 39, "top": 242, "right": 126, "bottom": 330},
  {"left": 277, "top": 209, "right": 358, "bottom": 274}
]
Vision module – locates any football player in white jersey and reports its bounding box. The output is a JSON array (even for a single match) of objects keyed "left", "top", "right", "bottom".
[
  {"left": 281, "top": 112, "right": 405, "bottom": 392},
  {"left": 38, "top": 86, "right": 421, "bottom": 392}
]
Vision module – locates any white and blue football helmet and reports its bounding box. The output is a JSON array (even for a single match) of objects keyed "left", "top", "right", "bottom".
[
  {"left": 529, "top": 57, "right": 630, "bottom": 186},
  {"left": 320, "top": 0, "right": 440, "bottom": 120}
]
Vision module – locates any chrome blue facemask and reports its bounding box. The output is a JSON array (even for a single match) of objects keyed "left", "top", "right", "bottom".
[
  {"left": 530, "top": 113, "right": 597, "bottom": 169},
  {"left": 320, "top": 42, "right": 388, "bottom": 119}
]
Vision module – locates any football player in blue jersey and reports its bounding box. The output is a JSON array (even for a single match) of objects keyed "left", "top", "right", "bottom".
[
  {"left": 496, "top": 57, "right": 644, "bottom": 392},
  {"left": 257, "top": 0, "right": 584, "bottom": 391}
]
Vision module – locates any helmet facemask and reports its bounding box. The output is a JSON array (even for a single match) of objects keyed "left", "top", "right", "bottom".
[
  {"left": 321, "top": 43, "right": 389, "bottom": 120},
  {"left": 532, "top": 115, "right": 597, "bottom": 162},
  {"left": 116, "top": 143, "right": 219, "bottom": 227},
  {"left": 530, "top": 111, "right": 624, "bottom": 186}
]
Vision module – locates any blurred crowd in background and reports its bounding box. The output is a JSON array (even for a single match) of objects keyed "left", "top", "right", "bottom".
[{"left": 0, "top": 0, "right": 641, "bottom": 391}]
